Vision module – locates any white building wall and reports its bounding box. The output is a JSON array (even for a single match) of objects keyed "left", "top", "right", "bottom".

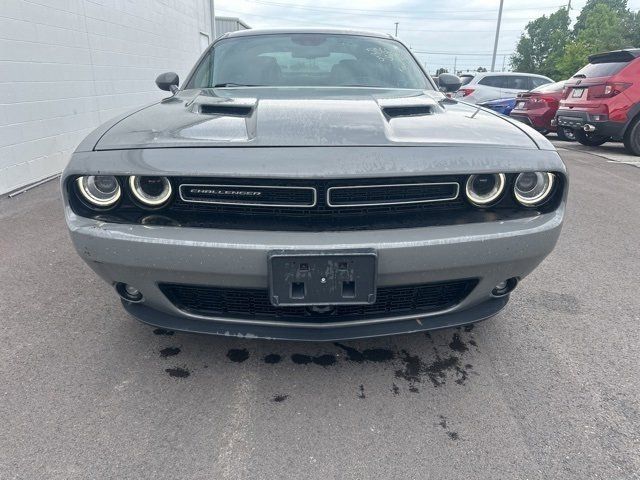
[{"left": 0, "top": 0, "right": 216, "bottom": 194}]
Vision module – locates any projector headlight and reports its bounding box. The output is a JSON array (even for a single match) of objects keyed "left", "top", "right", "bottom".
[
  {"left": 129, "top": 176, "right": 172, "bottom": 207},
  {"left": 465, "top": 173, "right": 506, "bottom": 206},
  {"left": 514, "top": 172, "right": 554, "bottom": 206},
  {"left": 76, "top": 175, "right": 121, "bottom": 208}
]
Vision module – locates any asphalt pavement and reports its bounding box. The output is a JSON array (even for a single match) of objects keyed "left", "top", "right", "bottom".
[{"left": 1, "top": 149, "right": 639, "bottom": 480}]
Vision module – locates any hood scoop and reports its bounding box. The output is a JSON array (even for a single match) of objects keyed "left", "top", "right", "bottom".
[
  {"left": 200, "top": 104, "right": 253, "bottom": 116},
  {"left": 382, "top": 105, "right": 434, "bottom": 117},
  {"left": 188, "top": 95, "right": 257, "bottom": 117},
  {"left": 377, "top": 96, "right": 440, "bottom": 118}
]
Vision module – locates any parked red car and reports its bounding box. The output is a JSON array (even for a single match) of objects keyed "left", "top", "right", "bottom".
[
  {"left": 510, "top": 81, "right": 575, "bottom": 141},
  {"left": 556, "top": 49, "right": 640, "bottom": 154}
]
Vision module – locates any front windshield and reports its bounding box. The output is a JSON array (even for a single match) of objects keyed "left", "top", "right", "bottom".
[{"left": 185, "top": 33, "right": 430, "bottom": 90}]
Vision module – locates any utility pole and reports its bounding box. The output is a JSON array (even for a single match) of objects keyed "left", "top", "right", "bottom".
[
  {"left": 490, "top": 0, "right": 504, "bottom": 72},
  {"left": 453, "top": 56, "right": 457, "bottom": 74},
  {"left": 210, "top": 0, "right": 216, "bottom": 43},
  {"left": 567, "top": 0, "right": 572, "bottom": 10},
  {"left": 395, "top": 22, "right": 399, "bottom": 37},
  {"left": 502, "top": 54, "right": 507, "bottom": 72}
]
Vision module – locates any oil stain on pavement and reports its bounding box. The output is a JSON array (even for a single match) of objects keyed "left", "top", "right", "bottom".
[
  {"left": 170, "top": 327, "right": 479, "bottom": 395},
  {"left": 264, "top": 353, "right": 282, "bottom": 364},
  {"left": 227, "top": 348, "right": 250, "bottom": 363},
  {"left": 153, "top": 328, "right": 175, "bottom": 336},
  {"left": 159, "top": 346, "right": 181, "bottom": 358},
  {"left": 165, "top": 366, "right": 190, "bottom": 378},
  {"left": 291, "top": 353, "right": 337, "bottom": 366},
  {"left": 438, "top": 415, "right": 460, "bottom": 441}
]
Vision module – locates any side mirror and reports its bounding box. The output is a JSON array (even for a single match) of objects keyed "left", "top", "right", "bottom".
[
  {"left": 156, "top": 72, "right": 179, "bottom": 93},
  {"left": 437, "top": 73, "right": 462, "bottom": 93}
]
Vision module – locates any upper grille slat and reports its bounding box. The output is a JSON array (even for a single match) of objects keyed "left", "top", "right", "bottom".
[{"left": 327, "top": 182, "right": 459, "bottom": 207}]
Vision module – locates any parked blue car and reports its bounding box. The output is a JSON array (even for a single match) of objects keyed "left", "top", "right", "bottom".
[{"left": 478, "top": 98, "right": 517, "bottom": 116}]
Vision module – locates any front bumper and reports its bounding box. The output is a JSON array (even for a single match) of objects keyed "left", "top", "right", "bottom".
[
  {"left": 66, "top": 204, "right": 565, "bottom": 340},
  {"left": 556, "top": 109, "right": 625, "bottom": 139}
]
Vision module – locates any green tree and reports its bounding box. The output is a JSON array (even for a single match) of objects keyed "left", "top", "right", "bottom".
[
  {"left": 574, "top": 0, "right": 629, "bottom": 32},
  {"left": 629, "top": 11, "right": 640, "bottom": 47},
  {"left": 476, "top": 66, "right": 488, "bottom": 72},
  {"left": 556, "top": 41, "right": 591, "bottom": 79},
  {"left": 435, "top": 67, "right": 448, "bottom": 75},
  {"left": 557, "top": 4, "right": 630, "bottom": 78},
  {"left": 510, "top": 8, "right": 570, "bottom": 79}
]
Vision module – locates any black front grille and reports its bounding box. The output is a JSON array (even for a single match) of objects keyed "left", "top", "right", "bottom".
[
  {"left": 166, "top": 175, "right": 470, "bottom": 231},
  {"left": 159, "top": 279, "right": 478, "bottom": 323},
  {"left": 68, "top": 174, "right": 563, "bottom": 231},
  {"left": 328, "top": 182, "right": 458, "bottom": 206}
]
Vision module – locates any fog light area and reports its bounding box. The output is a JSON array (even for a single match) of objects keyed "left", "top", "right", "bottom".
[
  {"left": 115, "top": 282, "right": 144, "bottom": 303},
  {"left": 492, "top": 278, "right": 518, "bottom": 297}
]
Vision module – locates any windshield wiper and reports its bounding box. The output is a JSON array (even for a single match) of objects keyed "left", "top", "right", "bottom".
[{"left": 212, "top": 83, "right": 264, "bottom": 88}]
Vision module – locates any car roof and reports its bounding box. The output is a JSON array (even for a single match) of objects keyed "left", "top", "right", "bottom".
[
  {"left": 224, "top": 28, "right": 394, "bottom": 40},
  {"left": 473, "top": 72, "right": 552, "bottom": 79}
]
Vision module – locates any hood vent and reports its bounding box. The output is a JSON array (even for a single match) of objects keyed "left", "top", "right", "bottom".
[
  {"left": 382, "top": 105, "right": 434, "bottom": 118},
  {"left": 199, "top": 104, "right": 253, "bottom": 116}
]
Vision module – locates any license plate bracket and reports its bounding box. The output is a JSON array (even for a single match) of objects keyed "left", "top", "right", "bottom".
[{"left": 268, "top": 250, "right": 377, "bottom": 306}]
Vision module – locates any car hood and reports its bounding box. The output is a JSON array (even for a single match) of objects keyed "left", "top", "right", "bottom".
[{"left": 94, "top": 87, "right": 546, "bottom": 150}]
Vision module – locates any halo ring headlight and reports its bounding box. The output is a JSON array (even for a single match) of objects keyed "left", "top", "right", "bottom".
[
  {"left": 465, "top": 173, "right": 506, "bottom": 206},
  {"left": 514, "top": 172, "right": 554, "bottom": 206},
  {"left": 129, "top": 176, "right": 172, "bottom": 207},
  {"left": 76, "top": 175, "right": 121, "bottom": 208}
]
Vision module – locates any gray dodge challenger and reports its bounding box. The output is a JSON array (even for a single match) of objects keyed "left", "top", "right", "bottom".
[{"left": 61, "top": 29, "right": 567, "bottom": 341}]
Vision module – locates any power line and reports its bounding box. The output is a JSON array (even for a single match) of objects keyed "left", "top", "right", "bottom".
[
  {"left": 244, "top": 0, "right": 566, "bottom": 15},
  {"left": 219, "top": 5, "right": 552, "bottom": 22}
]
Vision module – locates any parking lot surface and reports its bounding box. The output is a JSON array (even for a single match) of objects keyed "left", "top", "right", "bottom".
[
  {"left": 552, "top": 138, "right": 640, "bottom": 168},
  {"left": 1, "top": 149, "right": 639, "bottom": 480}
]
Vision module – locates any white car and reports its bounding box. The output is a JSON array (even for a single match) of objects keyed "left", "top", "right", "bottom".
[{"left": 454, "top": 72, "right": 554, "bottom": 104}]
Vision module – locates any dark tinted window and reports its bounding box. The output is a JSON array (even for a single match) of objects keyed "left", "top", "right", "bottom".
[
  {"left": 573, "top": 62, "right": 629, "bottom": 78},
  {"left": 478, "top": 75, "right": 508, "bottom": 87},
  {"left": 505, "top": 76, "right": 531, "bottom": 89},
  {"left": 186, "top": 34, "right": 430, "bottom": 89},
  {"left": 460, "top": 75, "right": 474, "bottom": 85}
]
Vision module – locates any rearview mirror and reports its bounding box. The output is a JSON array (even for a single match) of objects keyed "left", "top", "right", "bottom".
[
  {"left": 437, "top": 73, "right": 462, "bottom": 93},
  {"left": 156, "top": 72, "right": 179, "bottom": 93}
]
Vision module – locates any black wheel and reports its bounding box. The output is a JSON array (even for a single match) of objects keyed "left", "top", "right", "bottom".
[
  {"left": 575, "top": 129, "right": 609, "bottom": 147},
  {"left": 623, "top": 116, "right": 640, "bottom": 156},
  {"left": 556, "top": 127, "right": 575, "bottom": 142},
  {"left": 538, "top": 129, "right": 550, "bottom": 136}
]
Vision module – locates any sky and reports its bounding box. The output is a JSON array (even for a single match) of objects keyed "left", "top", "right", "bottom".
[{"left": 214, "top": 0, "right": 640, "bottom": 76}]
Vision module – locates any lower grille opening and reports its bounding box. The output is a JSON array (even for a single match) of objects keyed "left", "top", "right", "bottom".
[{"left": 159, "top": 279, "right": 478, "bottom": 323}]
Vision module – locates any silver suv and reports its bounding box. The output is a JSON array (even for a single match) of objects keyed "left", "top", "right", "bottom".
[{"left": 455, "top": 72, "right": 554, "bottom": 104}]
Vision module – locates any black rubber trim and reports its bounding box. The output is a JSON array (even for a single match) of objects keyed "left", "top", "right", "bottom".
[{"left": 122, "top": 296, "right": 509, "bottom": 341}]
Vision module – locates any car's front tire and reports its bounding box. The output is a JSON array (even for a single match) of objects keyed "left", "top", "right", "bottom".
[
  {"left": 575, "top": 129, "right": 609, "bottom": 147},
  {"left": 623, "top": 117, "right": 640, "bottom": 156},
  {"left": 556, "top": 127, "right": 575, "bottom": 142}
]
